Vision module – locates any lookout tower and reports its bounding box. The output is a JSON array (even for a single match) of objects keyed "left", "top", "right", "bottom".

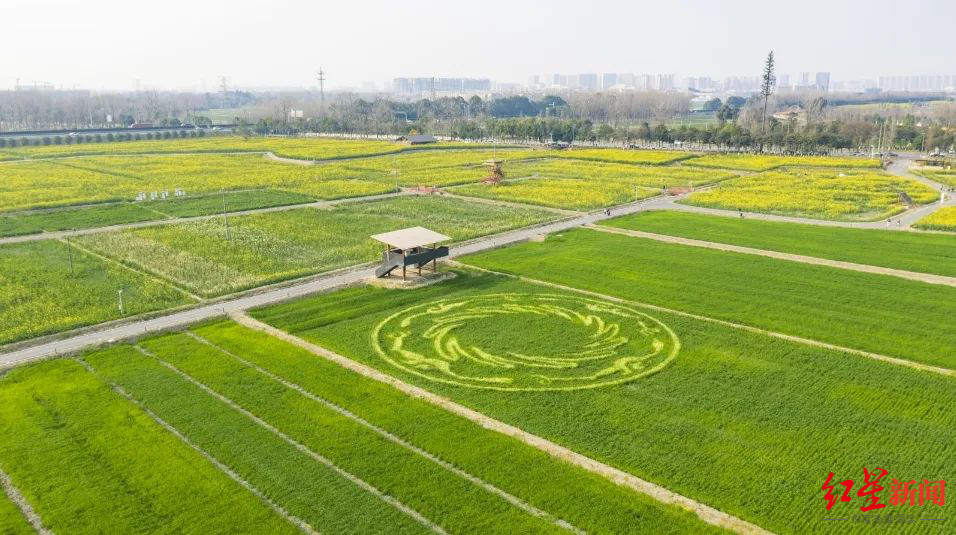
[
  {"left": 482, "top": 159, "right": 505, "bottom": 185},
  {"left": 371, "top": 226, "right": 451, "bottom": 280}
]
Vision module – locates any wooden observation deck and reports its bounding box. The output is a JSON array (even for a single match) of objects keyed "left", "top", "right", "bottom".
[{"left": 371, "top": 226, "right": 451, "bottom": 280}]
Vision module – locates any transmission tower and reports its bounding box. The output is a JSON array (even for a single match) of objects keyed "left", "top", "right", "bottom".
[{"left": 317, "top": 68, "right": 326, "bottom": 105}]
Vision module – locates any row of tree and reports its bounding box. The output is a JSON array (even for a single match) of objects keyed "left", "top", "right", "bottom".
[{"left": 0, "top": 129, "right": 207, "bottom": 148}]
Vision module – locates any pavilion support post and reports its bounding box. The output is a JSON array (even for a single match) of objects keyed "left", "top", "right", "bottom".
[{"left": 402, "top": 249, "right": 406, "bottom": 281}]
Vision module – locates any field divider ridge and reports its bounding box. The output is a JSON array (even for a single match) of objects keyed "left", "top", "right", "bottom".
[
  {"left": 72, "top": 356, "right": 319, "bottom": 535},
  {"left": 454, "top": 261, "right": 956, "bottom": 378},
  {"left": 587, "top": 224, "right": 956, "bottom": 288},
  {"left": 230, "top": 311, "right": 774, "bottom": 535},
  {"left": 0, "top": 466, "right": 52, "bottom": 535},
  {"left": 60, "top": 238, "right": 203, "bottom": 301},
  {"left": 185, "top": 331, "right": 583, "bottom": 534},
  {"left": 131, "top": 345, "right": 447, "bottom": 535}
]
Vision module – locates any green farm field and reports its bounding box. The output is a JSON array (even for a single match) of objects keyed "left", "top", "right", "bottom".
[
  {"left": 0, "top": 240, "right": 193, "bottom": 345},
  {"left": 463, "top": 228, "right": 956, "bottom": 369},
  {"left": 0, "top": 321, "right": 721, "bottom": 534},
  {"left": 681, "top": 168, "right": 937, "bottom": 221},
  {"left": 252, "top": 269, "right": 956, "bottom": 534},
  {"left": 601, "top": 211, "right": 956, "bottom": 277},
  {"left": 0, "top": 190, "right": 315, "bottom": 237},
  {"left": 74, "top": 196, "right": 557, "bottom": 297}
]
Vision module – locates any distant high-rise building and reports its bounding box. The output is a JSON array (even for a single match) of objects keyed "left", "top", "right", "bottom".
[
  {"left": 815, "top": 72, "right": 831, "bottom": 92},
  {"left": 777, "top": 74, "right": 790, "bottom": 90},
  {"left": 392, "top": 77, "right": 491, "bottom": 95},
  {"left": 578, "top": 73, "right": 599, "bottom": 90},
  {"left": 602, "top": 73, "right": 618, "bottom": 90},
  {"left": 799, "top": 72, "right": 811, "bottom": 86}
]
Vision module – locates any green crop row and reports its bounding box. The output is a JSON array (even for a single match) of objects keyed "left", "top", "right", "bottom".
[
  {"left": 254, "top": 269, "right": 956, "bottom": 534},
  {"left": 0, "top": 357, "right": 295, "bottom": 534},
  {"left": 139, "top": 332, "right": 567, "bottom": 534},
  {"left": 194, "top": 320, "right": 723, "bottom": 534},
  {"left": 601, "top": 211, "right": 956, "bottom": 278},
  {"left": 84, "top": 345, "right": 427, "bottom": 534},
  {"left": 462, "top": 228, "right": 956, "bottom": 369}
]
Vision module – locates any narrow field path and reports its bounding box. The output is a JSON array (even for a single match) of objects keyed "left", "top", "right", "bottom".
[
  {"left": 589, "top": 225, "right": 956, "bottom": 287},
  {"left": 0, "top": 191, "right": 407, "bottom": 245},
  {"left": 136, "top": 345, "right": 446, "bottom": 534},
  {"left": 231, "top": 312, "right": 772, "bottom": 535},
  {"left": 457, "top": 262, "right": 956, "bottom": 378},
  {"left": 75, "top": 356, "right": 320, "bottom": 535},
  {"left": 187, "top": 331, "right": 581, "bottom": 534},
  {"left": 263, "top": 152, "right": 315, "bottom": 165},
  {"left": 0, "top": 467, "right": 52, "bottom": 535}
]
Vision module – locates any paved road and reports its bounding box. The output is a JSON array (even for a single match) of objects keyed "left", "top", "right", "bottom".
[{"left": 0, "top": 195, "right": 661, "bottom": 370}]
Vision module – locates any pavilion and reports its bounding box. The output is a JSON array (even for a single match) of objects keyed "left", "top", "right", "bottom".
[{"left": 371, "top": 226, "right": 451, "bottom": 280}]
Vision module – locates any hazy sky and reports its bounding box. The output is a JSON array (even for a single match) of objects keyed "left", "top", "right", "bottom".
[{"left": 2, "top": 0, "right": 954, "bottom": 91}]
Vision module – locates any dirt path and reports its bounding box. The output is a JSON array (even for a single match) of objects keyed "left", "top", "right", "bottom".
[
  {"left": 232, "top": 312, "right": 773, "bottom": 535},
  {"left": 589, "top": 225, "right": 956, "bottom": 288},
  {"left": 263, "top": 152, "right": 316, "bottom": 165},
  {"left": 0, "top": 466, "right": 53, "bottom": 534},
  {"left": 456, "top": 262, "right": 956, "bottom": 379}
]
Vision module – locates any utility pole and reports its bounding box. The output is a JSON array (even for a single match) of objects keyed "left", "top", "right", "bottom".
[
  {"left": 220, "top": 76, "right": 228, "bottom": 107},
  {"left": 317, "top": 68, "right": 326, "bottom": 106},
  {"left": 221, "top": 190, "right": 231, "bottom": 240},
  {"left": 67, "top": 231, "right": 75, "bottom": 276}
]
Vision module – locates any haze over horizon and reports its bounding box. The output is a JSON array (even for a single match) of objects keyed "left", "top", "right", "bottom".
[{"left": 3, "top": 0, "right": 954, "bottom": 92}]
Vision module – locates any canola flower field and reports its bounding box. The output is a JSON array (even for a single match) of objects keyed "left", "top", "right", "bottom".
[
  {"left": 914, "top": 206, "right": 956, "bottom": 231},
  {"left": 681, "top": 168, "right": 937, "bottom": 220},
  {"left": 685, "top": 153, "right": 882, "bottom": 171}
]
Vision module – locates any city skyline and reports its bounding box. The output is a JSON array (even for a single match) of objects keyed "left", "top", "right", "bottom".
[{"left": 3, "top": 0, "right": 955, "bottom": 92}]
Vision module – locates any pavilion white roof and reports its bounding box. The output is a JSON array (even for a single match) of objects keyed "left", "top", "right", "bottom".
[{"left": 371, "top": 226, "right": 451, "bottom": 250}]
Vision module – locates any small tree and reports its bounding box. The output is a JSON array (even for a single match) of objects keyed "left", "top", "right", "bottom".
[{"left": 760, "top": 51, "right": 776, "bottom": 134}]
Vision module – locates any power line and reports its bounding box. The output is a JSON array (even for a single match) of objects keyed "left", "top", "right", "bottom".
[{"left": 317, "top": 68, "right": 326, "bottom": 105}]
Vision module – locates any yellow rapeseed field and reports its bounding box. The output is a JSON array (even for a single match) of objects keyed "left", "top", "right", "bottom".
[{"left": 682, "top": 169, "right": 937, "bottom": 221}]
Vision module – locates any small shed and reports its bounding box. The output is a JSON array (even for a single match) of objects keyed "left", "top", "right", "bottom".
[
  {"left": 371, "top": 226, "right": 451, "bottom": 280},
  {"left": 396, "top": 134, "right": 438, "bottom": 145}
]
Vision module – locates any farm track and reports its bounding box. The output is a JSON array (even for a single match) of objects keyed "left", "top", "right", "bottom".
[
  {"left": 589, "top": 225, "right": 956, "bottom": 288},
  {"left": 74, "top": 356, "right": 321, "bottom": 535},
  {"left": 231, "top": 312, "right": 773, "bottom": 535},
  {"left": 456, "top": 262, "right": 956, "bottom": 378},
  {"left": 185, "top": 331, "right": 582, "bottom": 534},
  {"left": 133, "top": 345, "right": 447, "bottom": 534},
  {"left": 0, "top": 467, "right": 51, "bottom": 535}
]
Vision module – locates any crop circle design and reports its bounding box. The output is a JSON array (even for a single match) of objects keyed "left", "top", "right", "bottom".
[{"left": 372, "top": 293, "right": 680, "bottom": 391}]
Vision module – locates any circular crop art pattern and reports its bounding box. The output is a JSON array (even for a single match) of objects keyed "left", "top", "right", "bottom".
[{"left": 372, "top": 293, "right": 680, "bottom": 391}]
